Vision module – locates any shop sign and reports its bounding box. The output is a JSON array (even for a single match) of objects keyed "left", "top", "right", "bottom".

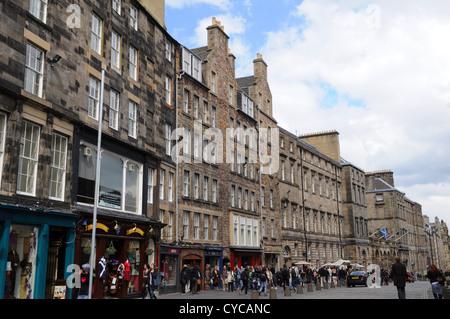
[
  {"left": 86, "top": 223, "right": 109, "bottom": 233},
  {"left": 126, "top": 227, "right": 144, "bottom": 236},
  {"left": 168, "top": 249, "right": 179, "bottom": 254}
]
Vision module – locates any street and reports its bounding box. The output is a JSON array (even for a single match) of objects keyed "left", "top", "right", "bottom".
[{"left": 156, "top": 280, "right": 434, "bottom": 300}]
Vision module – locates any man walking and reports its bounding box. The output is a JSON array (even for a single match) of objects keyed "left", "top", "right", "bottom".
[{"left": 391, "top": 257, "right": 407, "bottom": 299}]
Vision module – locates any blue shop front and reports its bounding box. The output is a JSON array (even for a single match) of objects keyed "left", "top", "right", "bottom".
[{"left": 0, "top": 203, "right": 78, "bottom": 299}]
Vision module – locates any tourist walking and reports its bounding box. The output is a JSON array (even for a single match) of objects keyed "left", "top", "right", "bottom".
[
  {"left": 427, "top": 264, "right": 445, "bottom": 299},
  {"left": 221, "top": 265, "right": 228, "bottom": 291},
  {"left": 181, "top": 264, "right": 190, "bottom": 294},
  {"left": 391, "top": 257, "right": 407, "bottom": 299}
]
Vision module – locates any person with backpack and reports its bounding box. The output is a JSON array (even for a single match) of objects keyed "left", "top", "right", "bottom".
[
  {"left": 259, "top": 267, "right": 268, "bottom": 296},
  {"left": 191, "top": 264, "right": 201, "bottom": 295},
  {"left": 239, "top": 267, "right": 249, "bottom": 295},
  {"left": 281, "top": 264, "right": 289, "bottom": 289}
]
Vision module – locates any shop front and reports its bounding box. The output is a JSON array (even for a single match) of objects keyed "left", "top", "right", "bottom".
[
  {"left": 74, "top": 208, "right": 163, "bottom": 299},
  {"left": 0, "top": 203, "right": 78, "bottom": 299},
  {"left": 159, "top": 245, "right": 180, "bottom": 294},
  {"left": 204, "top": 247, "right": 223, "bottom": 290},
  {"left": 230, "top": 247, "right": 262, "bottom": 269}
]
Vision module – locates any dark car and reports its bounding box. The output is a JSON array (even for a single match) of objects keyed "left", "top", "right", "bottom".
[{"left": 346, "top": 271, "right": 367, "bottom": 287}]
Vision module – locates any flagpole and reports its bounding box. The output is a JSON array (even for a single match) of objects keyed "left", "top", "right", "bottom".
[
  {"left": 369, "top": 228, "right": 382, "bottom": 238},
  {"left": 88, "top": 69, "right": 105, "bottom": 299}
]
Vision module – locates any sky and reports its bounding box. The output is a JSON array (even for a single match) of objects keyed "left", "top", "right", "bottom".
[{"left": 164, "top": 0, "right": 450, "bottom": 227}]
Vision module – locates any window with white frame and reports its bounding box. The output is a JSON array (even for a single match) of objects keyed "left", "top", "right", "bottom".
[
  {"left": 233, "top": 216, "right": 238, "bottom": 245},
  {"left": 165, "top": 75, "right": 172, "bottom": 105},
  {"left": 111, "top": 31, "right": 121, "bottom": 70},
  {"left": 29, "top": 0, "right": 48, "bottom": 23},
  {"left": 211, "top": 106, "right": 216, "bottom": 128},
  {"left": 167, "top": 211, "right": 173, "bottom": 240},
  {"left": 237, "top": 187, "right": 242, "bottom": 209},
  {"left": 109, "top": 90, "right": 120, "bottom": 130},
  {"left": 212, "top": 179, "right": 217, "bottom": 203},
  {"left": 211, "top": 71, "right": 216, "bottom": 93},
  {"left": 262, "top": 217, "right": 266, "bottom": 237},
  {"left": 203, "top": 214, "right": 209, "bottom": 240},
  {"left": 183, "top": 211, "right": 189, "bottom": 240},
  {"left": 203, "top": 176, "right": 209, "bottom": 201},
  {"left": 147, "top": 168, "right": 155, "bottom": 204},
  {"left": 240, "top": 216, "right": 245, "bottom": 245},
  {"left": 88, "top": 75, "right": 100, "bottom": 120},
  {"left": 269, "top": 189, "right": 273, "bottom": 208},
  {"left": 91, "top": 13, "right": 103, "bottom": 55},
  {"left": 130, "top": 5, "right": 138, "bottom": 30},
  {"left": 165, "top": 39, "right": 171, "bottom": 61},
  {"left": 183, "top": 127, "right": 190, "bottom": 156},
  {"left": 168, "top": 172, "right": 174, "bottom": 202},
  {"left": 247, "top": 217, "right": 251, "bottom": 246},
  {"left": 112, "top": 0, "right": 121, "bottom": 14},
  {"left": 17, "top": 121, "right": 40, "bottom": 196},
  {"left": 193, "top": 132, "right": 200, "bottom": 159},
  {"left": 193, "top": 173, "right": 199, "bottom": 199},
  {"left": 159, "top": 169, "right": 165, "bottom": 200},
  {"left": 24, "top": 43, "right": 44, "bottom": 97},
  {"left": 129, "top": 46, "right": 138, "bottom": 81},
  {"left": 250, "top": 191, "right": 255, "bottom": 212},
  {"left": 182, "top": 47, "right": 202, "bottom": 82},
  {"left": 194, "top": 213, "right": 200, "bottom": 240},
  {"left": 193, "top": 96, "right": 199, "bottom": 119},
  {"left": 49, "top": 133, "right": 68, "bottom": 201},
  {"left": 128, "top": 101, "right": 137, "bottom": 138},
  {"left": 183, "top": 89, "right": 190, "bottom": 113},
  {"left": 244, "top": 189, "right": 248, "bottom": 210},
  {"left": 0, "top": 113, "right": 6, "bottom": 184},
  {"left": 165, "top": 124, "right": 172, "bottom": 156},
  {"left": 183, "top": 170, "right": 189, "bottom": 197},
  {"left": 261, "top": 186, "right": 265, "bottom": 207},
  {"left": 202, "top": 101, "right": 208, "bottom": 123}
]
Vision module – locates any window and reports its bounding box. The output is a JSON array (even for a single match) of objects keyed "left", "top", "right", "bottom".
[
  {"left": 159, "top": 169, "right": 165, "bottom": 200},
  {"left": 129, "top": 46, "right": 138, "bottom": 81},
  {"left": 211, "top": 106, "right": 216, "bottom": 128},
  {"left": 130, "top": 5, "right": 138, "bottom": 30},
  {"left": 17, "top": 121, "right": 40, "bottom": 195},
  {"left": 261, "top": 186, "right": 265, "bottom": 207},
  {"left": 183, "top": 211, "right": 189, "bottom": 240},
  {"left": 194, "top": 132, "right": 200, "bottom": 159},
  {"left": 91, "top": 13, "right": 103, "bottom": 55},
  {"left": 0, "top": 113, "right": 6, "bottom": 184},
  {"left": 112, "top": 0, "right": 121, "bottom": 14},
  {"left": 165, "top": 76, "right": 172, "bottom": 105},
  {"left": 49, "top": 133, "right": 68, "bottom": 201},
  {"left": 203, "top": 176, "right": 209, "bottom": 201},
  {"left": 88, "top": 76, "right": 100, "bottom": 120},
  {"left": 229, "top": 85, "right": 233, "bottom": 105},
  {"left": 193, "top": 173, "right": 199, "bottom": 199},
  {"left": 182, "top": 47, "right": 202, "bottom": 82},
  {"left": 236, "top": 91, "right": 255, "bottom": 119},
  {"left": 212, "top": 216, "right": 218, "bottom": 241},
  {"left": 147, "top": 168, "right": 155, "bottom": 204},
  {"left": 165, "top": 124, "right": 172, "bottom": 156},
  {"left": 167, "top": 212, "right": 173, "bottom": 240},
  {"left": 111, "top": 31, "right": 121, "bottom": 69},
  {"left": 77, "top": 143, "right": 142, "bottom": 213},
  {"left": 212, "top": 179, "right": 217, "bottom": 203},
  {"left": 231, "top": 185, "right": 235, "bottom": 207},
  {"left": 244, "top": 189, "right": 248, "bottom": 210},
  {"left": 233, "top": 216, "right": 239, "bottom": 245},
  {"left": 165, "top": 39, "right": 171, "bottom": 61},
  {"left": 240, "top": 216, "right": 245, "bottom": 245},
  {"left": 183, "top": 127, "right": 190, "bottom": 156},
  {"left": 168, "top": 172, "right": 174, "bottom": 202},
  {"left": 193, "top": 96, "right": 199, "bottom": 119},
  {"left": 269, "top": 189, "right": 273, "bottom": 209},
  {"left": 203, "top": 215, "right": 209, "bottom": 240},
  {"left": 237, "top": 187, "right": 242, "bottom": 209},
  {"left": 178, "top": 171, "right": 187, "bottom": 199},
  {"left": 128, "top": 101, "right": 137, "bottom": 138},
  {"left": 250, "top": 192, "right": 255, "bottom": 212},
  {"left": 29, "top": 0, "right": 48, "bottom": 23},
  {"left": 194, "top": 213, "right": 200, "bottom": 240},
  {"left": 109, "top": 90, "right": 120, "bottom": 130},
  {"left": 247, "top": 218, "right": 251, "bottom": 246},
  {"left": 253, "top": 219, "right": 258, "bottom": 246},
  {"left": 202, "top": 101, "right": 208, "bottom": 123},
  {"left": 24, "top": 43, "right": 44, "bottom": 97},
  {"left": 211, "top": 71, "right": 216, "bottom": 93},
  {"left": 183, "top": 89, "right": 190, "bottom": 113}
]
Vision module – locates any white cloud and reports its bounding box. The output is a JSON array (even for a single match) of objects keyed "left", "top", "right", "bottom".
[
  {"left": 166, "top": 0, "right": 232, "bottom": 11},
  {"left": 260, "top": 0, "right": 450, "bottom": 223}
]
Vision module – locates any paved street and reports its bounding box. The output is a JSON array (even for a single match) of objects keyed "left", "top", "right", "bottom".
[{"left": 156, "top": 280, "right": 434, "bottom": 299}]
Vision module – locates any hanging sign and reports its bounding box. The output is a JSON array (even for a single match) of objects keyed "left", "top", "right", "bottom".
[
  {"left": 126, "top": 227, "right": 144, "bottom": 236},
  {"left": 86, "top": 223, "right": 109, "bottom": 233}
]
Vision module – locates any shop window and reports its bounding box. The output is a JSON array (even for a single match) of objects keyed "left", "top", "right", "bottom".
[
  {"left": 127, "top": 240, "right": 140, "bottom": 294},
  {"left": 160, "top": 254, "right": 177, "bottom": 287},
  {"left": 5, "top": 225, "right": 39, "bottom": 299},
  {"left": 77, "top": 141, "right": 142, "bottom": 214}
]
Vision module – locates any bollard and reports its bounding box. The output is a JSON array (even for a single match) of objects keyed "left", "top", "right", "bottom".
[
  {"left": 316, "top": 282, "right": 321, "bottom": 291},
  {"left": 307, "top": 283, "right": 313, "bottom": 292},
  {"left": 337, "top": 280, "right": 341, "bottom": 287},
  {"left": 330, "top": 280, "right": 335, "bottom": 288},
  {"left": 284, "top": 285, "right": 291, "bottom": 296},
  {"left": 269, "top": 287, "right": 277, "bottom": 299},
  {"left": 323, "top": 281, "right": 328, "bottom": 289},
  {"left": 297, "top": 285, "right": 303, "bottom": 294},
  {"left": 251, "top": 290, "right": 259, "bottom": 299}
]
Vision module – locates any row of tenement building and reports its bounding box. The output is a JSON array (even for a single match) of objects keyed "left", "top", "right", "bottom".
[{"left": 0, "top": 0, "right": 448, "bottom": 299}]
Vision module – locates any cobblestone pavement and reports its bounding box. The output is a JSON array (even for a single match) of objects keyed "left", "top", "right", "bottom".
[{"left": 155, "top": 280, "right": 433, "bottom": 299}]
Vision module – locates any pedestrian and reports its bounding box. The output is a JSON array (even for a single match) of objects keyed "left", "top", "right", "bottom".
[
  {"left": 212, "top": 265, "right": 220, "bottom": 290},
  {"left": 269, "top": 264, "right": 276, "bottom": 289},
  {"left": 142, "top": 263, "right": 150, "bottom": 299},
  {"left": 240, "top": 266, "right": 249, "bottom": 295},
  {"left": 427, "top": 264, "right": 445, "bottom": 299},
  {"left": 78, "top": 264, "right": 90, "bottom": 299},
  {"left": 338, "top": 267, "right": 346, "bottom": 287},
  {"left": 259, "top": 267, "right": 268, "bottom": 296},
  {"left": 148, "top": 263, "right": 158, "bottom": 299},
  {"left": 391, "top": 257, "right": 407, "bottom": 299},
  {"left": 180, "top": 264, "right": 190, "bottom": 294},
  {"left": 227, "top": 266, "right": 234, "bottom": 292},
  {"left": 281, "top": 264, "right": 289, "bottom": 289},
  {"left": 265, "top": 266, "right": 273, "bottom": 291},
  {"left": 221, "top": 265, "right": 228, "bottom": 291},
  {"left": 191, "top": 264, "right": 201, "bottom": 295}
]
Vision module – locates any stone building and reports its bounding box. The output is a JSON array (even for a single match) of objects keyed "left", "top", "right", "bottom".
[
  {"left": 365, "top": 170, "right": 428, "bottom": 274},
  {"left": 0, "top": 0, "right": 175, "bottom": 298}
]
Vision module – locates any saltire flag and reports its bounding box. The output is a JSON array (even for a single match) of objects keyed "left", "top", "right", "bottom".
[{"left": 380, "top": 227, "right": 389, "bottom": 240}]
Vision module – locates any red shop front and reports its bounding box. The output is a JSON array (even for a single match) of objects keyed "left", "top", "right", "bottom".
[{"left": 230, "top": 247, "right": 262, "bottom": 269}]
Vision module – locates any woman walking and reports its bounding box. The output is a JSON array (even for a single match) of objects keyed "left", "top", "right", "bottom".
[{"left": 427, "top": 264, "right": 445, "bottom": 299}]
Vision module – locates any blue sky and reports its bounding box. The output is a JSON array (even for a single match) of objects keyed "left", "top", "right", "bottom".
[{"left": 164, "top": 0, "right": 450, "bottom": 226}]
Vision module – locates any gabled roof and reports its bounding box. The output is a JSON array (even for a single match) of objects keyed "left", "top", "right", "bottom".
[{"left": 191, "top": 46, "right": 209, "bottom": 62}]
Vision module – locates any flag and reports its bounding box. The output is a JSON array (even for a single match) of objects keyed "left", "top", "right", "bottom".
[{"left": 380, "top": 227, "right": 389, "bottom": 240}]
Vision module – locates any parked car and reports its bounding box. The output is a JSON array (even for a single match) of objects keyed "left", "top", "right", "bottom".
[
  {"left": 407, "top": 272, "right": 415, "bottom": 283},
  {"left": 346, "top": 271, "right": 368, "bottom": 287}
]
